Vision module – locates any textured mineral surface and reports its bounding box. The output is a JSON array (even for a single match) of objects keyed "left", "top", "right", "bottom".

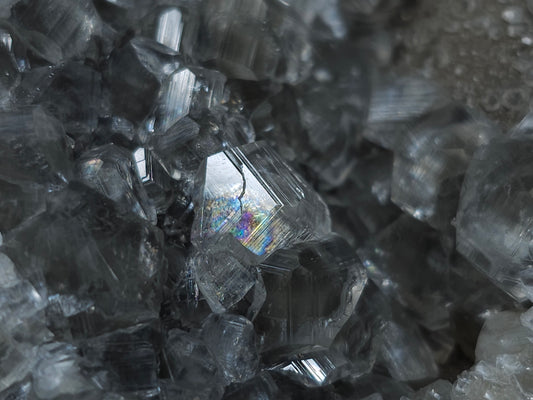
[{"left": 0, "top": 0, "right": 531, "bottom": 399}]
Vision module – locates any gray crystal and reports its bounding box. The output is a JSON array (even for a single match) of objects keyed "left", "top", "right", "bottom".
[
  {"left": 164, "top": 329, "right": 224, "bottom": 398},
  {"left": 0, "top": 108, "right": 70, "bottom": 232},
  {"left": 474, "top": 311, "right": 533, "bottom": 396},
  {"left": 189, "top": 249, "right": 264, "bottom": 315},
  {"left": 267, "top": 345, "right": 352, "bottom": 387},
  {"left": 402, "top": 380, "right": 452, "bottom": 400},
  {"left": 390, "top": 104, "right": 499, "bottom": 229},
  {"left": 201, "top": 313, "right": 259, "bottom": 384},
  {"left": 451, "top": 361, "right": 525, "bottom": 400},
  {"left": 77, "top": 144, "right": 157, "bottom": 224},
  {"left": 107, "top": 38, "right": 180, "bottom": 124},
  {"left": 358, "top": 215, "right": 450, "bottom": 331},
  {"left": 223, "top": 372, "right": 279, "bottom": 400},
  {"left": 149, "top": 66, "right": 226, "bottom": 133},
  {"left": 186, "top": 0, "right": 312, "bottom": 83},
  {"left": 33, "top": 342, "right": 94, "bottom": 399},
  {"left": 83, "top": 322, "right": 160, "bottom": 395},
  {"left": 192, "top": 142, "right": 331, "bottom": 261},
  {"left": 12, "top": 0, "right": 101, "bottom": 63},
  {"left": 456, "top": 138, "right": 533, "bottom": 301},
  {"left": 378, "top": 319, "right": 439, "bottom": 382},
  {"left": 35, "top": 62, "right": 104, "bottom": 137},
  {"left": 256, "top": 235, "right": 367, "bottom": 350},
  {"left": 364, "top": 77, "right": 448, "bottom": 150},
  {"left": 2, "top": 185, "right": 165, "bottom": 322}
]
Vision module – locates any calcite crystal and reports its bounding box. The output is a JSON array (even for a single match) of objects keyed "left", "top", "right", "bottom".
[{"left": 0, "top": 0, "right": 531, "bottom": 398}]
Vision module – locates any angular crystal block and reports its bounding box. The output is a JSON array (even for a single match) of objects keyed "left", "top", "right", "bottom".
[
  {"left": 140, "top": 4, "right": 200, "bottom": 54},
  {"left": 266, "top": 345, "right": 352, "bottom": 387},
  {"left": 35, "top": 62, "right": 105, "bottom": 137},
  {"left": 188, "top": 249, "right": 264, "bottom": 315},
  {"left": 475, "top": 311, "right": 533, "bottom": 395},
  {"left": 255, "top": 235, "right": 367, "bottom": 350},
  {"left": 390, "top": 104, "right": 499, "bottom": 229},
  {"left": 358, "top": 215, "right": 450, "bottom": 331},
  {"left": 164, "top": 329, "right": 224, "bottom": 397},
  {"left": 185, "top": 0, "right": 312, "bottom": 83},
  {"left": 378, "top": 319, "right": 439, "bottom": 382},
  {"left": 150, "top": 66, "right": 226, "bottom": 132},
  {"left": 452, "top": 361, "right": 524, "bottom": 400},
  {"left": 107, "top": 38, "right": 180, "bottom": 124},
  {"left": 2, "top": 184, "right": 165, "bottom": 320},
  {"left": 201, "top": 313, "right": 259, "bottom": 384},
  {"left": 33, "top": 342, "right": 94, "bottom": 399},
  {"left": 456, "top": 138, "right": 533, "bottom": 302},
  {"left": 0, "top": 108, "right": 70, "bottom": 232},
  {"left": 192, "top": 142, "right": 331, "bottom": 260},
  {"left": 223, "top": 372, "right": 279, "bottom": 400},
  {"left": 77, "top": 144, "right": 157, "bottom": 224},
  {"left": 11, "top": 0, "right": 101, "bottom": 63},
  {"left": 83, "top": 322, "right": 160, "bottom": 395},
  {"left": 363, "top": 77, "right": 448, "bottom": 150}
]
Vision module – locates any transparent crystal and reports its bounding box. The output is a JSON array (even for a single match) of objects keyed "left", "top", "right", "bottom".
[
  {"left": 192, "top": 142, "right": 331, "bottom": 260},
  {"left": 33, "top": 342, "right": 94, "bottom": 399},
  {"left": 189, "top": 249, "right": 263, "bottom": 315},
  {"left": 364, "top": 77, "right": 448, "bottom": 150},
  {"left": 150, "top": 66, "right": 226, "bottom": 132},
  {"left": 456, "top": 138, "right": 533, "bottom": 302},
  {"left": 358, "top": 215, "right": 450, "bottom": 331},
  {"left": 256, "top": 235, "right": 367, "bottom": 350},
  {"left": 201, "top": 313, "right": 259, "bottom": 384},
  {"left": 12, "top": 0, "right": 101, "bottom": 63},
  {"left": 107, "top": 37, "right": 180, "bottom": 124},
  {"left": 390, "top": 104, "right": 499, "bottom": 229},
  {"left": 164, "top": 329, "right": 224, "bottom": 397},
  {"left": 402, "top": 380, "right": 452, "bottom": 400},
  {"left": 77, "top": 144, "right": 157, "bottom": 224},
  {"left": 266, "top": 345, "right": 352, "bottom": 387},
  {"left": 185, "top": 0, "right": 312, "bottom": 83}
]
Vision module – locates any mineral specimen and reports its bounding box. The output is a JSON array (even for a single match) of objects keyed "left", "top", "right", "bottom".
[{"left": 0, "top": 0, "right": 530, "bottom": 398}]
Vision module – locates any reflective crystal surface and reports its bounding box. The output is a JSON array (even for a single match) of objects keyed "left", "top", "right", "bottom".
[
  {"left": 201, "top": 313, "right": 259, "bottom": 384},
  {"left": 185, "top": 0, "right": 312, "bottom": 83},
  {"left": 11, "top": 0, "right": 101, "bottom": 63},
  {"left": 0, "top": 0, "right": 530, "bottom": 398},
  {"left": 256, "top": 235, "right": 367, "bottom": 350},
  {"left": 267, "top": 345, "right": 352, "bottom": 387},
  {"left": 192, "top": 142, "right": 331, "bottom": 260},
  {"left": 390, "top": 104, "right": 499, "bottom": 229},
  {"left": 77, "top": 144, "right": 157, "bottom": 224},
  {"left": 456, "top": 138, "right": 533, "bottom": 302}
]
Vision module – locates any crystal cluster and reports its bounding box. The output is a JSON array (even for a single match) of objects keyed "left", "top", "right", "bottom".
[{"left": 0, "top": 0, "right": 531, "bottom": 399}]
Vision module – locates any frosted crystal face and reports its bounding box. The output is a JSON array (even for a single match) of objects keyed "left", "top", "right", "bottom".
[
  {"left": 456, "top": 139, "right": 533, "bottom": 302},
  {"left": 192, "top": 142, "right": 331, "bottom": 259}
]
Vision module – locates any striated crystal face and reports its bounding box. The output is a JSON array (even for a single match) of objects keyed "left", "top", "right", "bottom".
[
  {"left": 192, "top": 142, "right": 331, "bottom": 259},
  {"left": 456, "top": 139, "right": 533, "bottom": 302},
  {"left": 256, "top": 235, "right": 367, "bottom": 350}
]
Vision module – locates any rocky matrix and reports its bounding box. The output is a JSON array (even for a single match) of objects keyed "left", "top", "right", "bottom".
[{"left": 1, "top": 0, "right": 533, "bottom": 399}]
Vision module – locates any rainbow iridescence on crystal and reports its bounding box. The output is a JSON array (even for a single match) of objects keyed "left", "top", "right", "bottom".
[{"left": 198, "top": 151, "right": 281, "bottom": 256}]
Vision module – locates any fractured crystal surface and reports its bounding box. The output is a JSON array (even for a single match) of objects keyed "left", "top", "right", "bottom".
[{"left": 192, "top": 142, "right": 331, "bottom": 259}]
